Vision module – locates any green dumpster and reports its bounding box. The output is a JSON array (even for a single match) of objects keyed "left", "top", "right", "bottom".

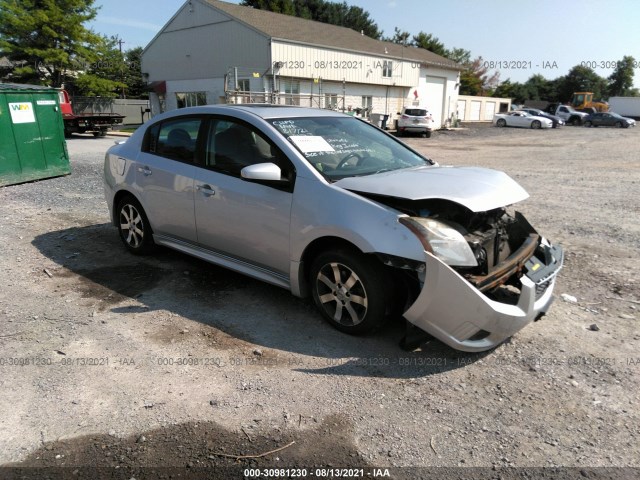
[{"left": 0, "top": 83, "right": 70, "bottom": 187}]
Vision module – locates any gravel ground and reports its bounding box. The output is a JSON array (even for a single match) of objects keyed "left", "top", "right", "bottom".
[{"left": 0, "top": 125, "right": 639, "bottom": 480}]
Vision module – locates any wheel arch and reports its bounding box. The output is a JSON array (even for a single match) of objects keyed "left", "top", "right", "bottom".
[
  {"left": 112, "top": 189, "right": 143, "bottom": 226},
  {"left": 294, "top": 236, "right": 372, "bottom": 298}
]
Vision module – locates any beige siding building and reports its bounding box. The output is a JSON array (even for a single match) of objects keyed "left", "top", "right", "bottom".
[
  {"left": 142, "top": 0, "right": 461, "bottom": 128},
  {"left": 456, "top": 95, "right": 512, "bottom": 122}
]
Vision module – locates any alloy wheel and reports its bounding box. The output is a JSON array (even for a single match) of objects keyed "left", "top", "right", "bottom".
[
  {"left": 119, "top": 203, "right": 145, "bottom": 248},
  {"left": 315, "top": 262, "right": 368, "bottom": 326}
]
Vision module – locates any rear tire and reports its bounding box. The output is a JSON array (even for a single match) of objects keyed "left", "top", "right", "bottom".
[
  {"left": 425, "top": 130, "right": 432, "bottom": 138},
  {"left": 116, "top": 195, "right": 155, "bottom": 255},
  {"left": 496, "top": 118, "right": 506, "bottom": 127},
  {"left": 309, "top": 248, "right": 390, "bottom": 335},
  {"left": 584, "top": 120, "right": 592, "bottom": 127}
]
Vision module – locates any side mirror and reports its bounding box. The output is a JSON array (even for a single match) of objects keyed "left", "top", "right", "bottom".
[{"left": 241, "top": 162, "right": 282, "bottom": 181}]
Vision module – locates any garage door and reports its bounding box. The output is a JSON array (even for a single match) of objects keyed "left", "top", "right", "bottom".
[
  {"left": 457, "top": 100, "right": 466, "bottom": 121},
  {"left": 470, "top": 100, "right": 481, "bottom": 121},
  {"left": 425, "top": 76, "right": 446, "bottom": 128},
  {"left": 484, "top": 102, "right": 496, "bottom": 120}
]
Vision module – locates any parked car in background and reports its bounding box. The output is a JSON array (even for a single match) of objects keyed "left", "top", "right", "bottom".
[
  {"left": 583, "top": 112, "right": 636, "bottom": 128},
  {"left": 493, "top": 111, "right": 553, "bottom": 129},
  {"left": 397, "top": 107, "right": 434, "bottom": 137},
  {"left": 104, "top": 105, "right": 563, "bottom": 352},
  {"left": 518, "top": 107, "right": 564, "bottom": 128},
  {"left": 545, "top": 104, "right": 589, "bottom": 126}
]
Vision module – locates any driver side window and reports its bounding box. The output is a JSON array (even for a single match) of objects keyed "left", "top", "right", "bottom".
[{"left": 203, "top": 118, "right": 295, "bottom": 183}]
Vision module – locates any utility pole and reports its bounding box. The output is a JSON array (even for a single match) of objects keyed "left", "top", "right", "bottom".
[{"left": 117, "top": 38, "right": 126, "bottom": 98}]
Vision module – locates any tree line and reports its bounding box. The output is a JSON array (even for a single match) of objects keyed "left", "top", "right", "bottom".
[
  {"left": 0, "top": 0, "right": 147, "bottom": 98},
  {"left": 1, "top": 0, "right": 636, "bottom": 102}
]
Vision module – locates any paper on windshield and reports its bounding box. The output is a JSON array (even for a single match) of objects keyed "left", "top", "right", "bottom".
[{"left": 289, "top": 135, "right": 335, "bottom": 154}]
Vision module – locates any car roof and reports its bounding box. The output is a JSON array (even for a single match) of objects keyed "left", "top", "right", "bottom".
[{"left": 165, "top": 104, "right": 348, "bottom": 120}]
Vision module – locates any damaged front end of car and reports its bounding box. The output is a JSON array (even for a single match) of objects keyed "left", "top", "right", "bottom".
[{"left": 383, "top": 197, "right": 563, "bottom": 352}]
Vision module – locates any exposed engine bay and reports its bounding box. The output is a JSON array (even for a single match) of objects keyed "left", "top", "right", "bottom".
[{"left": 361, "top": 194, "right": 544, "bottom": 293}]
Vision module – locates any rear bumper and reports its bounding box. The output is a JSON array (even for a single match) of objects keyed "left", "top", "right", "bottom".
[
  {"left": 399, "top": 125, "right": 433, "bottom": 132},
  {"left": 404, "top": 239, "right": 563, "bottom": 352}
]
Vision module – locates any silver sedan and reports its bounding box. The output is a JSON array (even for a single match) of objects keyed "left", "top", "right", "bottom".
[{"left": 104, "top": 105, "right": 563, "bottom": 352}]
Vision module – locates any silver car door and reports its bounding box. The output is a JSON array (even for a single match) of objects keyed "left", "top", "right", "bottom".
[
  {"left": 513, "top": 113, "right": 527, "bottom": 127},
  {"left": 135, "top": 116, "right": 201, "bottom": 242},
  {"left": 193, "top": 118, "right": 294, "bottom": 276}
]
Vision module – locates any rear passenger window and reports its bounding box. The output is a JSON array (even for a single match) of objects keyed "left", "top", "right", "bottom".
[{"left": 144, "top": 118, "right": 201, "bottom": 163}]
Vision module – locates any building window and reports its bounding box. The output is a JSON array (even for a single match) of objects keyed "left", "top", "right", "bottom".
[
  {"left": 325, "top": 93, "right": 338, "bottom": 110},
  {"left": 282, "top": 79, "right": 300, "bottom": 106},
  {"left": 158, "top": 94, "right": 166, "bottom": 113},
  {"left": 382, "top": 60, "right": 393, "bottom": 78},
  {"left": 361, "top": 96, "right": 373, "bottom": 118},
  {"left": 176, "top": 92, "right": 207, "bottom": 109},
  {"left": 237, "top": 79, "right": 250, "bottom": 92}
]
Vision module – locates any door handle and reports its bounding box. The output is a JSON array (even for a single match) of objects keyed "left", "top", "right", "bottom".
[
  {"left": 137, "top": 166, "right": 152, "bottom": 176},
  {"left": 196, "top": 184, "right": 215, "bottom": 196}
]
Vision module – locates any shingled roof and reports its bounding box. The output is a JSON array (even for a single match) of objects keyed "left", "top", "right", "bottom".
[{"left": 204, "top": 0, "right": 460, "bottom": 70}]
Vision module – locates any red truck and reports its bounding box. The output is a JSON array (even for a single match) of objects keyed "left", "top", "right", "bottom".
[{"left": 58, "top": 90, "right": 124, "bottom": 137}]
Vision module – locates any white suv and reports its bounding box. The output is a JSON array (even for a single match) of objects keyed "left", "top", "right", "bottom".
[{"left": 397, "top": 107, "right": 434, "bottom": 137}]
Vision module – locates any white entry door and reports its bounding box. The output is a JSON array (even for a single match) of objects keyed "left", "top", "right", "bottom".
[{"left": 425, "top": 76, "right": 446, "bottom": 128}]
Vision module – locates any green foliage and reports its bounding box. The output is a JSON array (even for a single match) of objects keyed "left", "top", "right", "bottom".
[
  {"left": 61, "top": 35, "right": 126, "bottom": 97},
  {"left": 0, "top": 0, "right": 101, "bottom": 87},
  {"left": 607, "top": 56, "right": 636, "bottom": 97},
  {"left": 384, "top": 27, "right": 411, "bottom": 45},
  {"left": 459, "top": 57, "right": 500, "bottom": 96},
  {"left": 491, "top": 60, "right": 636, "bottom": 104},
  {"left": 555, "top": 65, "right": 607, "bottom": 102},
  {"left": 123, "top": 47, "right": 148, "bottom": 99},
  {"left": 523, "top": 74, "right": 557, "bottom": 101},
  {"left": 240, "top": 0, "right": 382, "bottom": 39},
  {"left": 74, "top": 73, "right": 124, "bottom": 97},
  {"left": 240, "top": 0, "right": 295, "bottom": 15},
  {"left": 411, "top": 32, "right": 447, "bottom": 57},
  {"left": 447, "top": 48, "right": 471, "bottom": 65}
]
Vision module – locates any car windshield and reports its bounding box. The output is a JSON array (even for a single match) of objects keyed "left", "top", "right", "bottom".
[{"left": 269, "top": 116, "right": 432, "bottom": 180}]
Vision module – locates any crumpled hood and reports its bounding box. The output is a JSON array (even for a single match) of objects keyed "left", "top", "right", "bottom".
[{"left": 334, "top": 166, "right": 529, "bottom": 212}]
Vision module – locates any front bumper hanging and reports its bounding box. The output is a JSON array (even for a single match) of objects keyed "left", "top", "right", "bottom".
[{"left": 403, "top": 239, "right": 564, "bottom": 352}]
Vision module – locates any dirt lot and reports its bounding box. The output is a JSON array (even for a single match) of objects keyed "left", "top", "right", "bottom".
[{"left": 1, "top": 125, "right": 639, "bottom": 479}]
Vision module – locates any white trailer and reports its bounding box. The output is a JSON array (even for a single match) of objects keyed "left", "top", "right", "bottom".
[{"left": 608, "top": 97, "right": 640, "bottom": 118}]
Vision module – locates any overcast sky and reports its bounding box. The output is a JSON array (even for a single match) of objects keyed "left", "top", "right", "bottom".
[{"left": 89, "top": 0, "right": 640, "bottom": 88}]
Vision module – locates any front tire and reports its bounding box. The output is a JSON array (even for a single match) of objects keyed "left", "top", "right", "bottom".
[
  {"left": 531, "top": 120, "right": 541, "bottom": 129},
  {"left": 116, "top": 196, "right": 155, "bottom": 255},
  {"left": 310, "top": 249, "right": 390, "bottom": 334},
  {"left": 615, "top": 121, "right": 623, "bottom": 128},
  {"left": 584, "top": 120, "right": 592, "bottom": 127}
]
